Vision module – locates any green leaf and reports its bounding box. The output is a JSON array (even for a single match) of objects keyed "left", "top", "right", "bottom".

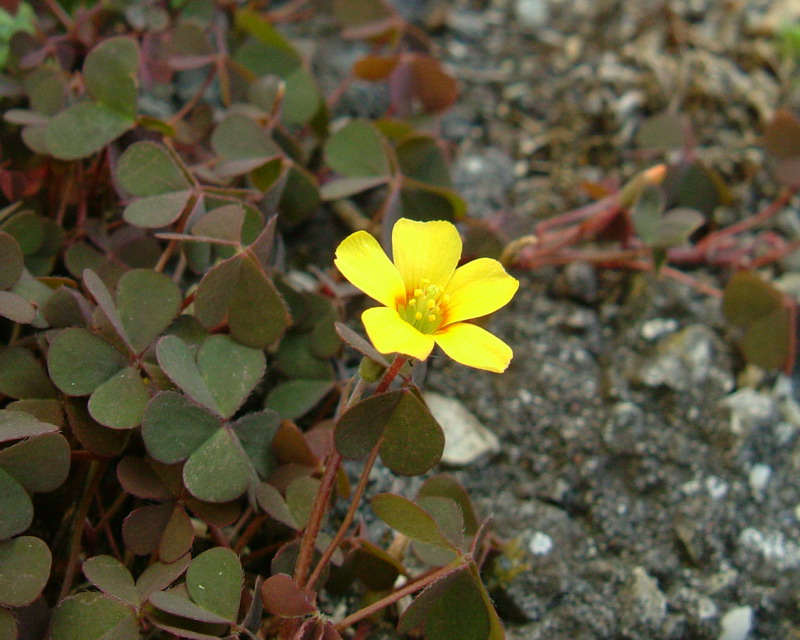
[
  {"left": 136, "top": 554, "right": 191, "bottom": 602},
  {"left": 0, "top": 231, "right": 24, "bottom": 289},
  {"left": 183, "top": 428, "right": 251, "bottom": 502},
  {"left": 123, "top": 190, "right": 194, "bottom": 229},
  {"left": 197, "top": 334, "right": 266, "bottom": 419},
  {"left": 255, "top": 482, "right": 298, "bottom": 529},
  {"left": 325, "top": 120, "right": 389, "bottom": 178},
  {"left": 0, "top": 347, "right": 56, "bottom": 399},
  {"left": 83, "top": 555, "right": 139, "bottom": 607},
  {"left": 412, "top": 497, "right": 464, "bottom": 566},
  {"left": 88, "top": 367, "right": 149, "bottom": 429},
  {"left": 45, "top": 102, "right": 133, "bottom": 161},
  {"left": 399, "top": 181, "right": 464, "bottom": 222},
  {"left": 191, "top": 205, "right": 246, "bottom": 244},
  {"left": 335, "top": 390, "right": 443, "bottom": 476},
  {"left": 47, "top": 328, "right": 127, "bottom": 396},
  {"left": 50, "top": 592, "right": 138, "bottom": 640},
  {"left": 286, "top": 476, "right": 321, "bottom": 530},
  {"left": 0, "top": 409, "right": 57, "bottom": 443},
  {"left": 231, "top": 410, "right": 280, "bottom": 479},
  {"left": 5, "top": 399, "right": 62, "bottom": 428},
  {"left": 24, "top": 67, "right": 67, "bottom": 116},
  {"left": 398, "top": 563, "right": 504, "bottom": 640},
  {"left": 0, "top": 290, "right": 36, "bottom": 323},
  {"left": 0, "top": 433, "right": 70, "bottom": 493},
  {"left": 335, "top": 390, "right": 403, "bottom": 460},
  {"left": 117, "top": 269, "right": 182, "bottom": 354},
  {"left": 159, "top": 506, "right": 195, "bottom": 563},
  {"left": 142, "top": 391, "right": 219, "bottom": 464},
  {"left": 278, "top": 165, "right": 320, "bottom": 225},
  {"left": 397, "top": 135, "right": 452, "bottom": 188},
  {"left": 148, "top": 590, "right": 231, "bottom": 625},
  {"left": 211, "top": 114, "right": 281, "bottom": 162},
  {"left": 194, "top": 255, "right": 291, "bottom": 349},
  {"left": 281, "top": 67, "right": 321, "bottom": 126},
  {"left": 319, "top": 176, "right": 388, "bottom": 201},
  {"left": 116, "top": 142, "right": 190, "bottom": 197},
  {"left": 234, "top": 8, "right": 300, "bottom": 56},
  {"left": 419, "top": 475, "right": 479, "bottom": 536},
  {"left": 66, "top": 400, "right": 130, "bottom": 458},
  {"left": 1, "top": 210, "right": 43, "bottom": 255},
  {"left": 83, "top": 36, "right": 139, "bottom": 119},
  {"left": 371, "top": 493, "right": 456, "bottom": 549},
  {"left": 722, "top": 271, "right": 793, "bottom": 371},
  {"left": 0, "top": 536, "right": 51, "bottom": 607},
  {"left": 156, "top": 336, "right": 220, "bottom": 413},
  {"left": 0, "top": 467, "right": 33, "bottom": 539},
  {"left": 186, "top": 547, "right": 242, "bottom": 622},
  {"left": 275, "top": 333, "right": 334, "bottom": 380},
  {"left": 264, "top": 379, "right": 333, "bottom": 420}
]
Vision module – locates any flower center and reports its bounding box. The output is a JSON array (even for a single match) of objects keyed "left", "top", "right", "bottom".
[{"left": 398, "top": 279, "right": 449, "bottom": 334}]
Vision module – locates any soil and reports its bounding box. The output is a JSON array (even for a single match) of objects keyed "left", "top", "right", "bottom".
[{"left": 311, "top": 1, "right": 800, "bottom": 638}]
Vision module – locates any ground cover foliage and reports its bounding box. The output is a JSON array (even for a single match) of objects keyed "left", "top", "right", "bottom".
[{"left": 0, "top": 0, "right": 798, "bottom": 639}]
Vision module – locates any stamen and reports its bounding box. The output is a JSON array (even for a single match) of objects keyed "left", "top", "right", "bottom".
[
  {"left": 415, "top": 312, "right": 422, "bottom": 320},
  {"left": 427, "top": 299, "right": 435, "bottom": 309},
  {"left": 428, "top": 314, "right": 436, "bottom": 322}
]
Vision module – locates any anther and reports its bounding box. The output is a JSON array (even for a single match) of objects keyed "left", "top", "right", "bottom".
[
  {"left": 428, "top": 314, "right": 436, "bottom": 322},
  {"left": 415, "top": 312, "right": 422, "bottom": 320}
]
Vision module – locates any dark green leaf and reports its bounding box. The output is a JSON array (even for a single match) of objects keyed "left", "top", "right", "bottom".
[
  {"left": 286, "top": 476, "right": 321, "bottom": 530},
  {"left": 142, "top": 392, "right": 219, "bottom": 464},
  {"left": 0, "top": 536, "right": 51, "bottom": 607},
  {"left": 278, "top": 165, "right": 320, "bottom": 224},
  {"left": 83, "top": 555, "right": 139, "bottom": 607},
  {"left": 196, "top": 334, "right": 266, "bottom": 418},
  {"left": 51, "top": 592, "right": 138, "bottom": 640},
  {"left": 275, "top": 333, "right": 334, "bottom": 380},
  {"left": 282, "top": 67, "right": 321, "bottom": 126},
  {"left": 0, "top": 433, "right": 70, "bottom": 493},
  {"left": 0, "top": 467, "right": 33, "bottom": 539},
  {"left": 45, "top": 102, "right": 133, "bottom": 161},
  {"left": 0, "top": 231, "right": 24, "bottom": 289},
  {"left": 156, "top": 336, "right": 220, "bottom": 413},
  {"left": 149, "top": 590, "right": 231, "bottom": 625},
  {"left": 419, "top": 475, "right": 479, "bottom": 536},
  {"left": 231, "top": 410, "right": 280, "bottom": 479},
  {"left": 123, "top": 190, "right": 194, "bottom": 229},
  {"left": 0, "top": 409, "right": 58, "bottom": 443},
  {"left": 0, "top": 347, "right": 56, "bottom": 398},
  {"left": 371, "top": 493, "right": 455, "bottom": 549},
  {"left": 116, "top": 142, "right": 190, "bottom": 197},
  {"left": 117, "top": 269, "right": 182, "bottom": 354},
  {"left": 183, "top": 428, "right": 251, "bottom": 502},
  {"left": 159, "top": 505, "right": 195, "bottom": 563},
  {"left": 186, "top": 547, "right": 242, "bottom": 622},
  {"left": 335, "top": 390, "right": 403, "bottom": 460},
  {"left": 397, "top": 135, "right": 452, "bottom": 188},
  {"left": 47, "top": 328, "right": 127, "bottom": 396},
  {"left": 83, "top": 36, "right": 139, "bottom": 118},
  {"left": 255, "top": 482, "right": 298, "bottom": 529},
  {"left": 325, "top": 120, "right": 389, "bottom": 178},
  {"left": 136, "top": 554, "right": 191, "bottom": 602},
  {"left": 88, "top": 367, "right": 149, "bottom": 429},
  {"left": 211, "top": 115, "right": 281, "bottom": 162},
  {"left": 0, "top": 290, "right": 36, "bottom": 323},
  {"left": 264, "top": 379, "right": 333, "bottom": 420}
]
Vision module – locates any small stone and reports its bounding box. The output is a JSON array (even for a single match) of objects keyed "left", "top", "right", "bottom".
[
  {"left": 620, "top": 566, "right": 668, "bottom": 632},
  {"left": 717, "top": 606, "right": 753, "bottom": 640},
  {"left": 423, "top": 392, "right": 500, "bottom": 466},
  {"left": 563, "top": 261, "right": 599, "bottom": 304},
  {"left": 738, "top": 527, "right": 800, "bottom": 570},
  {"left": 515, "top": 0, "right": 548, "bottom": 27},
  {"left": 641, "top": 318, "right": 678, "bottom": 340},
  {"left": 528, "top": 531, "right": 553, "bottom": 555},
  {"left": 720, "top": 388, "right": 780, "bottom": 436},
  {"left": 748, "top": 464, "right": 771, "bottom": 498}
]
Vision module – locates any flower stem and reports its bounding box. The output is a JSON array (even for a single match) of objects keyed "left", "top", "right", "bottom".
[
  {"left": 334, "top": 562, "right": 460, "bottom": 632},
  {"left": 293, "top": 355, "right": 406, "bottom": 590}
]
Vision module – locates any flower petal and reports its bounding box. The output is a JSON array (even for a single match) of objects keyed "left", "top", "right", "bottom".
[
  {"left": 433, "top": 322, "right": 513, "bottom": 373},
  {"left": 392, "top": 218, "right": 461, "bottom": 294},
  {"left": 362, "top": 306, "right": 435, "bottom": 361},
  {"left": 335, "top": 230, "right": 406, "bottom": 308},
  {"left": 442, "top": 258, "right": 519, "bottom": 324}
]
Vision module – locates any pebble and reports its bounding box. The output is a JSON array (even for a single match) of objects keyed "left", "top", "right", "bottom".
[
  {"left": 720, "top": 388, "right": 780, "bottom": 435},
  {"left": 528, "top": 531, "right": 554, "bottom": 555},
  {"left": 717, "top": 606, "right": 753, "bottom": 640},
  {"left": 423, "top": 392, "right": 500, "bottom": 466},
  {"left": 748, "top": 464, "right": 771, "bottom": 498}
]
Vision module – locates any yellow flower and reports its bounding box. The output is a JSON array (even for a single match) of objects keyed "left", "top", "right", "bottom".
[{"left": 334, "top": 218, "right": 519, "bottom": 373}]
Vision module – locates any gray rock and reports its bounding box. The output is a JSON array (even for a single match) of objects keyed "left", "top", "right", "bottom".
[
  {"left": 717, "top": 606, "right": 753, "bottom": 640},
  {"left": 619, "top": 566, "right": 668, "bottom": 633},
  {"left": 423, "top": 392, "right": 500, "bottom": 465},
  {"left": 720, "top": 388, "right": 780, "bottom": 436},
  {"left": 452, "top": 148, "right": 515, "bottom": 217}
]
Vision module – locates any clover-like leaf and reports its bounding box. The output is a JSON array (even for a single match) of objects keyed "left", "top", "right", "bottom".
[
  {"left": 722, "top": 270, "right": 794, "bottom": 371},
  {"left": 397, "top": 563, "right": 504, "bottom": 640},
  {"left": 264, "top": 379, "right": 333, "bottom": 420},
  {"left": 0, "top": 432, "right": 70, "bottom": 494},
  {"left": 194, "top": 254, "right": 290, "bottom": 350},
  {"left": 142, "top": 391, "right": 220, "bottom": 463},
  {"left": 122, "top": 503, "right": 193, "bottom": 562},
  {"left": 0, "top": 347, "right": 56, "bottom": 399},
  {"left": 0, "top": 231, "right": 24, "bottom": 290},
  {"left": 0, "top": 467, "right": 33, "bottom": 540},
  {"left": 117, "top": 142, "right": 191, "bottom": 198},
  {"left": 211, "top": 114, "right": 282, "bottom": 176},
  {"left": 83, "top": 555, "right": 139, "bottom": 607},
  {"left": 47, "top": 327, "right": 128, "bottom": 396},
  {"left": 335, "top": 390, "right": 444, "bottom": 476},
  {"left": 370, "top": 493, "right": 456, "bottom": 550},
  {"left": 184, "top": 547, "right": 243, "bottom": 622},
  {"left": 45, "top": 103, "right": 134, "bottom": 161},
  {"left": 83, "top": 36, "right": 139, "bottom": 119},
  {"left": 0, "top": 536, "right": 51, "bottom": 607},
  {"left": 326, "top": 119, "right": 390, "bottom": 178},
  {"left": 116, "top": 269, "right": 182, "bottom": 354},
  {"left": 50, "top": 592, "right": 138, "bottom": 640}
]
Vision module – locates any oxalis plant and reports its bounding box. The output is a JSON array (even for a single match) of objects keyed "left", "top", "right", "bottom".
[{"left": 0, "top": 1, "right": 518, "bottom": 639}]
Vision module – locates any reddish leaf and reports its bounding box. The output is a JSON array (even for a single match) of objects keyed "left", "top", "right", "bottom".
[{"left": 260, "top": 574, "right": 316, "bottom": 617}]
